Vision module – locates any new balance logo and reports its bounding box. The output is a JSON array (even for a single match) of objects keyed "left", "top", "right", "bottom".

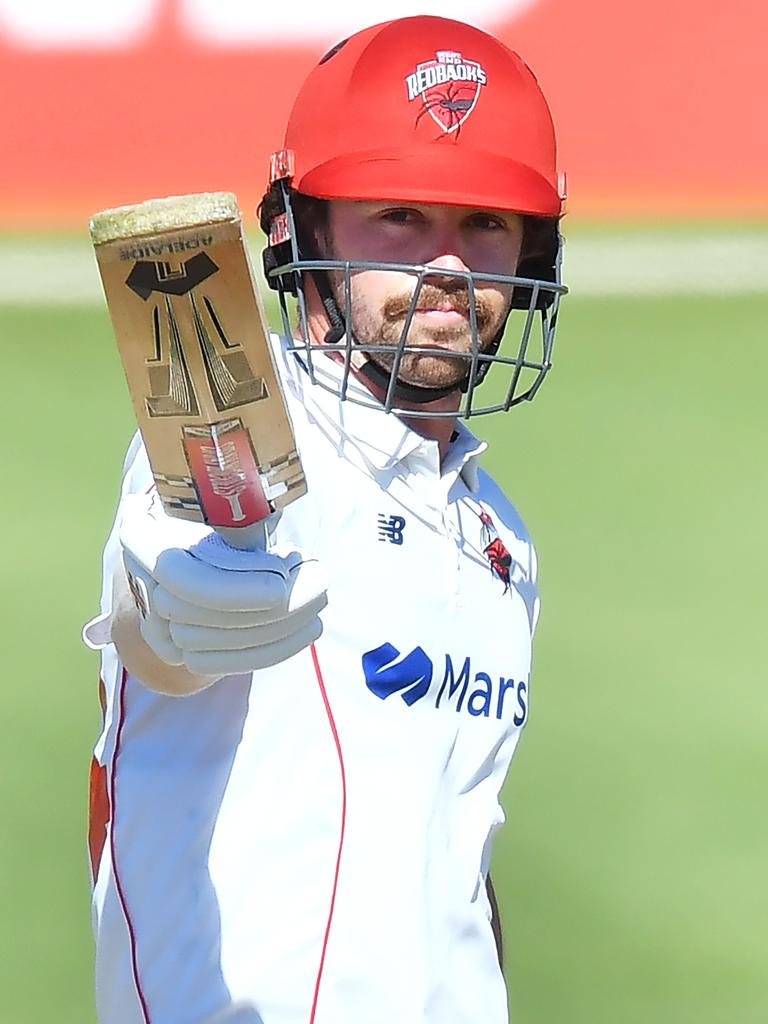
[
  {"left": 378, "top": 513, "right": 406, "bottom": 545},
  {"left": 362, "top": 643, "right": 528, "bottom": 724}
]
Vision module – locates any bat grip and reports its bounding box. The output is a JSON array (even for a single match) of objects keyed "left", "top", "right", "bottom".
[{"left": 215, "top": 521, "right": 268, "bottom": 551}]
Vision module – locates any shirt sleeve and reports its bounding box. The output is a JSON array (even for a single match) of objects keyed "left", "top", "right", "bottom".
[{"left": 99, "top": 432, "right": 153, "bottom": 616}]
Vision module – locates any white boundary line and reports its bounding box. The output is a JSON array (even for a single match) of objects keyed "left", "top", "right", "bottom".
[
  {"left": 562, "top": 234, "right": 768, "bottom": 296},
  {"left": 0, "top": 232, "right": 766, "bottom": 305}
]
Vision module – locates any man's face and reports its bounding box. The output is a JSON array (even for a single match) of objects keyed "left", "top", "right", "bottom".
[{"left": 322, "top": 200, "right": 525, "bottom": 391}]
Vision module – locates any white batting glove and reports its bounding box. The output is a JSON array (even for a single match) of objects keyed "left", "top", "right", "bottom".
[{"left": 119, "top": 492, "right": 327, "bottom": 675}]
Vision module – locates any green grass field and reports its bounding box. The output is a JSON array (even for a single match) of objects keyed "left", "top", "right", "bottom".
[{"left": 1, "top": 234, "right": 766, "bottom": 1022}]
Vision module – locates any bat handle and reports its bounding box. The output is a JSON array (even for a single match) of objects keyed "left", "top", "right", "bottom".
[{"left": 215, "top": 521, "right": 269, "bottom": 551}]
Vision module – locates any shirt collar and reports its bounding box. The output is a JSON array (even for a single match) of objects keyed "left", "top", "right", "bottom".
[{"left": 275, "top": 336, "right": 487, "bottom": 491}]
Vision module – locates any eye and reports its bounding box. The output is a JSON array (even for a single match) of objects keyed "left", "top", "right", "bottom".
[
  {"left": 377, "top": 208, "right": 424, "bottom": 226},
  {"left": 465, "top": 212, "right": 508, "bottom": 231}
]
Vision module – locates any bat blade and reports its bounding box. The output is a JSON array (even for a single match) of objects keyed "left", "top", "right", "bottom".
[{"left": 90, "top": 193, "right": 306, "bottom": 542}]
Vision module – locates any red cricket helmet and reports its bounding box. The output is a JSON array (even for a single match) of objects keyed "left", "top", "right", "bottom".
[
  {"left": 281, "top": 14, "right": 563, "bottom": 217},
  {"left": 262, "top": 16, "right": 568, "bottom": 419}
]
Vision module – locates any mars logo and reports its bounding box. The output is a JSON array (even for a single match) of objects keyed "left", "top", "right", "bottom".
[
  {"left": 406, "top": 50, "right": 487, "bottom": 133},
  {"left": 362, "top": 642, "right": 528, "bottom": 724}
]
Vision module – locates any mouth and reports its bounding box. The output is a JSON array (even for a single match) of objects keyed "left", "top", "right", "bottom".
[{"left": 412, "top": 306, "right": 468, "bottom": 322}]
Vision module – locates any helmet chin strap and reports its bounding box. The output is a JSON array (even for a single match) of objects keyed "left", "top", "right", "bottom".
[{"left": 347, "top": 348, "right": 460, "bottom": 405}]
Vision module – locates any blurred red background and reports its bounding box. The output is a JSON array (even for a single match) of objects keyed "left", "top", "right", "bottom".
[{"left": 1, "top": 0, "right": 766, "bottom": 227}]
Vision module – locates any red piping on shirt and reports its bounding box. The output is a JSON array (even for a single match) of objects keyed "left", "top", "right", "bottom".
[
  {"left": 308, "top": 642, "right": 348, "bottom": 1024},
  {"left": 109, "top": 668, "right": 152, "bottom": 1024}
]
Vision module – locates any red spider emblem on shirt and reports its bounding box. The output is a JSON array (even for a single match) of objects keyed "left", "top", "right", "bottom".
[{"left": 484, "top": 538, "right": 512, "bottom": 592}]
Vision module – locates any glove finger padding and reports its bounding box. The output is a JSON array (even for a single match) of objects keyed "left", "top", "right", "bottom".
[
  {"left": 182, "top": 617, "right": 324, "bottom": 675},
  {"left": 169, "top": 599, "right": 323, "bottom": 652},
  {"left": 154, "top": 548, "right": 290, "bottom": 612},
  {"left": 153, "top": 589, "right": 275, "bottom": 627},
  {"left": 153, "top": 559, "right": 327, "bottom": 627}
]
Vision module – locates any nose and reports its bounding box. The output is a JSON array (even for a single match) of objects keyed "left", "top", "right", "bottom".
[
  {"left": 426, "top": 252, "right": 469, "bottom": 273},
  {"left": 417, "top": 212, "right": 473, "bottom": 282},
  {"left": 424, "top": 251, "right": 470, "bottom": 290}
]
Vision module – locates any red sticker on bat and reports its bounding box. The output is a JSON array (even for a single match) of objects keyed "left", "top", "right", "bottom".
[{"left": 184, "top": 422, "right": 271, "bottom": 527}]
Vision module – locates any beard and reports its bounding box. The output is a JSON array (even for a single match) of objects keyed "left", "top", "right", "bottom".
[{"left": 347, "top": 281, "right": 506, "bottom": 390}]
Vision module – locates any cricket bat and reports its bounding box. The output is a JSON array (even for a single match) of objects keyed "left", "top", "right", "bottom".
[{"left": 90, "top": 192, "right": 306, "bottom": 549}]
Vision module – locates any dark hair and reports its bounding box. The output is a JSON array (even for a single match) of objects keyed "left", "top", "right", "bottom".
[
  {"left": 258, "top": 183, "right": 329, "bottom": 255},
  {"left": 521, "top": 214, "right": 561, "bottom": 262}
]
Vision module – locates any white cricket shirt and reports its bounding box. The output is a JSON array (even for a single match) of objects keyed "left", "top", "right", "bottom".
[{"left": 90, "top": 337, "right": 540, "bottom": 1024}]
